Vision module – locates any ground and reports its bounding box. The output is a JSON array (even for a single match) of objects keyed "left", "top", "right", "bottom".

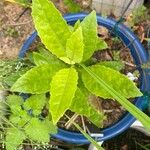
[{"left": 0, "top": 1, "right": 34, "bottom": 59}]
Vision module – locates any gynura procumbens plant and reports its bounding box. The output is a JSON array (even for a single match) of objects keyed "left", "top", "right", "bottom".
[{"left": 11, "top": 0, "right": 150, "bottom": 132}]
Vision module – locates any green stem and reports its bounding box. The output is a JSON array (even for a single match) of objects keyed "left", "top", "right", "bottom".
[{"left": 65, "top": 115, "right": 104, "bottom": 150}]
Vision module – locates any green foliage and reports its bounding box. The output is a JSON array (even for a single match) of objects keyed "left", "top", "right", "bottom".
[
  {"left": 24, "top": 94, "right": 47, "bottom": 115},
  {"left": 70, "top": 88, "right": 105, "bottom": 127},
  {"left": 50, "top": 68, "right": 78, "bottom": 124},
  {"left": 0, "top": 59, "right": 32, "bottom": 89},
  {"left": 81, "top": 64, "right": 150, "bottom": 131},
  {"left": 66, "top": 27, "right": 84, "bottom": 63},
  {"left": 82, "top": 64, "right": 142, "bottom": 99},
  {"left": 33, "top": 47, "right": 67, "bottom": 66},
  {"left": 97, "top": 61, "right": 124, "bottom": 71},
  {"left": 5, "top": 94, "right": 57, "bottom": 149},
  {"left": 96, "top": 38, "right": 108, "bottom": 50},
  {"left": 6, "top": 128, "right": 26, "bottom": 150},
  {"left": 9, "top": 0, "right": 150, "bottom": 144},
  {"left": 11, "top": 64, "right": 66, "bottom": 94},
  {"left": 7, "top": 95, "right": 23, "bottom": 106},
  {"left": 64, "top": 0, "right": 81, "bottom": 13},
  {"left": 73, "top": 20, "right": 81, "bottom": 31},
  {"left": 32, "top": 0, "right": 71, "bottom": 58},
  {"left": 81, "top": 11, "right": 107, "bottom": 61},
  {"left": 129, "top": 5, "right": 150, "bottom": 26},
  {"left": 24, "top": 118, "right": 57, "bottom": 143}
]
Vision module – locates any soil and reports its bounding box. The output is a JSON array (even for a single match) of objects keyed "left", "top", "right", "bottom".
[
  {"left": 102, "top": 128, "right": 150, "bottom": 150},
  {"left": 0, "top": 1, "right": 34, "bottom": 59}
]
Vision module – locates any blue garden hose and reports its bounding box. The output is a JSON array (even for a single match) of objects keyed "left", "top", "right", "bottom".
[{"left": 19, "top": 13, "right": 150, "bottom": 144}]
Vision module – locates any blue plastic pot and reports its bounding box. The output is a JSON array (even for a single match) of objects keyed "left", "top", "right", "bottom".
[{"left": 19, "top": 13, "right": 150, "bottom": 144}]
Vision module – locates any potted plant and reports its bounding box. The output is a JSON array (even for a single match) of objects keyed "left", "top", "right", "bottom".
[{"left": 2, "top": 0, "right": 150, "bottom": 149}]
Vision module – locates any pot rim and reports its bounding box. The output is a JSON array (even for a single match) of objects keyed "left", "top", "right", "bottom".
[{"left": 19, "top": 13, "right": 149, "bottom": 144}]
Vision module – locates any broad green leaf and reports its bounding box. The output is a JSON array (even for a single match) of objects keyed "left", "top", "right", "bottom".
[
  {"left": 33, "top": 48, "right": 67, "bottom": 66},
  {"left": 24, "top": 94, "right": 47, "bottom": 115},
  {"left": 70, "top": 88, "right": 104, "bottom": 127},
  {"left": 11, "top": 64, "right": 65, "bottom": 94},
  {"left": 50, "top": 68, "right": 78, "bottom": 124},
  {"left": 32, "top": 0, "right": 71, "bottom": 58},
  {"left": 4, "top": 70, "right": 28, "bottom": 87},
  {"left": 82, "top": 64, "right": 142, "bottom": 99},
  {"left": 66, "top": 27, "right": 84, "bottom": 63},
  {"left": 96, "top": 38, "right": 108, "bottom": 50},
  {"left": 74, "top": 20, "right": 80, "bottom": 31},
  {"left": 64, "top": 0, "right": 81, "bottom": 13},
  {"left": 6, "top": 128, "right": 26, "bottom": 150},
  {"left": 98, "top": 61, "right": 124, "bottom": 71},
  {"left": 33, "top": 52, "right": 51, "bottom": 66},
  {"left": 81, "top": 64, "right": 150, "bottom": 131},
  {"left": 69, "top": 25, "right": 74, "bottom": 32},
  {"left": 60, "top": 57, "right": 75, "bottom": 65},
  {"left": 81, "top": 11, "right": 98, "bottom": 61},
  {"left": 24, "top": 118, "right": 57, "bottom": 143},
  {"left": 38, "top": 47, "right": 61, "bottom": 62}
]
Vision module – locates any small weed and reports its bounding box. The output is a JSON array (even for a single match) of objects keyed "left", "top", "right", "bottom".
[{"left": 4, "top": 27, "right": 19, "bottom": 38}]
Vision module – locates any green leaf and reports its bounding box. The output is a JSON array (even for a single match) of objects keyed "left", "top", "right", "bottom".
[
  {"left": 6, "top": 95, "right": 23, "bottom": 106},
  {"left": 66, "top": 27, "right": 84, "bottom": 63},
  {"left": 24, "top": 118, "right": 57, "bottom": 143},
  {"left": 96, "top": 38, "right": 108, "bottom": 50},
  {"left": 11, "top": 64, "right": 65, "bottom": 94},
  {"left": 64, "top": 0, "right": 81, "bottom": 13},
  {"left": 33, "top": 48, "right": 67, "bottom": 66},
  {"left": 33, "top": 52, "right": 50, "bottom": 66},
  {"left": 81, "top": 11, "right": 98, "bottom": 61},
  {"left": 98, "top": 61, "right": 124, "bottom": 71},
  {"left": 6, "top": 95, "right": 23, "bottom": 115},
  {"left": 4, "top": 70, "right": 28, "bottom": 87},
  {"left": 32, "top": 0, "right": 71, "bottom": 58},
  {"left": 82, "top": 64, "right": 142, "bottom": 99},
  {"left": 73, "top": 20, "right": 80, "bottom": 31},
  {"left": 81, "top": 64, "right": 150, "bottom": 131},
  {"left": 60, "top": 57, "right": 75, "bottom": 64},
  {"left": 70, "top": 88, "right": 104, "bottom": 127},
  {"left": 50, "top": 68, "right": 78, "bottom": 124},
  {"left": 6, "top": 128, "right": 26, "bottom": 150},
  {"left": 24, "top": 94, "right": 46, "bottom": 115},
  {"left": 10, "top": 110, "right": 31, "bottom": 126}
]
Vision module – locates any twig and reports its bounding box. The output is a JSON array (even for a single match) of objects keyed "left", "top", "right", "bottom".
[
  {"left": 80, "top": 115, "right": 86, "bottom": 132},
  {"left": 7, "top": 20, "right": 32, "bottom": 26},
  {"left": 85, "top": 126, "right": 91, "bottom": 135},
  {"left": 15, "top": 8, "right": 29, "bottom": 22},
  {"left": 122, "top": 61, "right": 136, "bottom": 67},
  {"left": 65, "top": 113, "right": 78, "bottom": 129}
]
